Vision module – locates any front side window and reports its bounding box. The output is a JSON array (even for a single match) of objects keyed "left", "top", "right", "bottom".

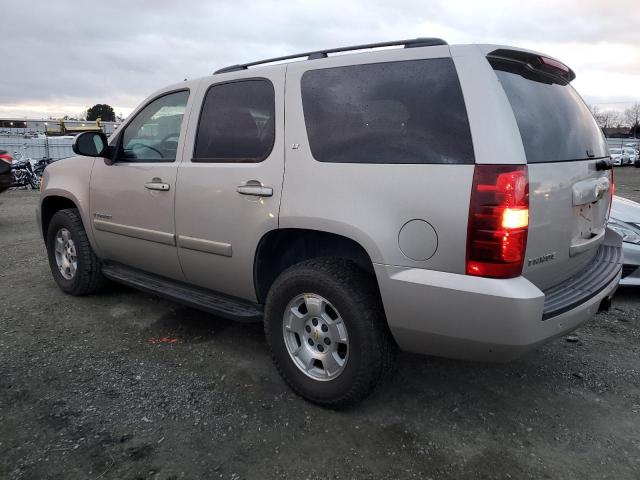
[
  {"left": 300, "top": 58, "right": 475, "bottom": 164},
  {"left": 193, "top": 79, "right": 275, "bottom": 162},
  {"left": 120, "top": 90, "right": 189, "bottom": 162}
]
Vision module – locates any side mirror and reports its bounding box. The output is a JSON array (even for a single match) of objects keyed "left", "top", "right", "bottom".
[{"left": 72, "top": 131, "right": 109, "bottom": 157}]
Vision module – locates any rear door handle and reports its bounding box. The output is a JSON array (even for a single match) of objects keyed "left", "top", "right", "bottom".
[
  {"left": 144, "top": 180, "right": 170, "bottom": 191},
  {"left": 236, "top": 181, "right": 273, "bottom": 197},
  {"left": 572, "top": 176, "right": 610, "bottom": 206}
]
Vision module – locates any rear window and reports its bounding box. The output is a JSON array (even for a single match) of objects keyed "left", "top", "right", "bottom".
[
  {"left": 490, "top": 59, "right": 608, "bottom": 163},
  {"left": 300, "top": 58, "right": 474, "bottom": 164}
]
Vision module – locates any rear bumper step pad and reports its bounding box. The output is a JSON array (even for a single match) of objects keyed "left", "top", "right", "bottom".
[{"left": 542, "top": 244, "right": 622, "bottom": 320}]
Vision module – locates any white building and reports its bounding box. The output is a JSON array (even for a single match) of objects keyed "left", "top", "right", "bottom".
[{"left": 0, "top": 118, "right": 121, "bottom": 135}]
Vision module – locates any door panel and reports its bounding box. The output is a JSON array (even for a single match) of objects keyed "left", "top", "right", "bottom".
[
  {"left": 90, "top": 88, "right": 194, "bottom": 280},
  {"left": 90, "top": 162, "right": 183, "bottom": 279},
  {"left": 175, "top": 67, "right": 285, "bottom": 301}
]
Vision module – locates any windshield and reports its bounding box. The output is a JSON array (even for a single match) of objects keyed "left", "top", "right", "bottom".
[{"left": 490, "top": 59, "right": 608, "bottom": 163}]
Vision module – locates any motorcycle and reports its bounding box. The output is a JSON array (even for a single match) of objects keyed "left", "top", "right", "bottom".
[{"left": 10, "top": 149, "right": 52, "bottom": 190}]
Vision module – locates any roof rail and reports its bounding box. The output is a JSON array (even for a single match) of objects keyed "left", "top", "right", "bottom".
[{"left": 213, "top": 37, "right": 448, "bottom": 74}]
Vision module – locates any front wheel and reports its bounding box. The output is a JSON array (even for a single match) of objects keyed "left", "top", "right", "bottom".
[
  {"left": 46, "top": 208, "right": 106, "bottom": 295},
  {"left": 264, "top": 258, "right": 396, "bottom": 408}
]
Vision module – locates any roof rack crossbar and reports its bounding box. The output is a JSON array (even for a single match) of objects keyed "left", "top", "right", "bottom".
[{"left": 213, "top": 37, "right": 447, "bottom": 74}]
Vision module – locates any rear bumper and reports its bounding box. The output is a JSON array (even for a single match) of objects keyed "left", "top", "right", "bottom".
[{"left": 375, "top": 237, "right": 622, "bottom": 362}]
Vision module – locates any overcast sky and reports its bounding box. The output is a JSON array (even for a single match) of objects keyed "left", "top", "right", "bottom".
[{"left": 2, "top": 0, "right": 639, "bottom": 119}]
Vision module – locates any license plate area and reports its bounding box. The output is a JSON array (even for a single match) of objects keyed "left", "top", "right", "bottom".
[
  {"left": 574, "top": 203, "right": 597, "bottom": 240},
  {"left": 570, "top": 201, "right": 608, "bottom": 256}
]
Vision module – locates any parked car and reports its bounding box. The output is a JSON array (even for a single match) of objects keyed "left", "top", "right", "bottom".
[
  {"left": 623, "top": 148, "right": 638, "bottom": 165},
  {"left": 610, "top": 148, "right": 630, "bottom": 166},
  {"left": 0, "top": 149, "right": 14, "bottom": 194},
  {"left": 609, "top": 195, "right": 640, "bottom": 286},
  {"left": 38, "top": 39, "right": 622, "bottom": 407}
]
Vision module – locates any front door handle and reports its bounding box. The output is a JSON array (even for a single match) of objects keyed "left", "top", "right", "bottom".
[
  {"left": 237, "top": 180, "right": 273, "bottom": 197},
  {"left": 144, "top": 179, "right": 170, "bottom": 191}
]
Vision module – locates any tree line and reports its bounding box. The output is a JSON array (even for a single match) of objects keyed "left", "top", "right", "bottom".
[
  {"left": 588, "top": 103, "right": 640, "bottom": 136},
  {"left": 56, "top": 104, "right": 121, "bottom": 123}
]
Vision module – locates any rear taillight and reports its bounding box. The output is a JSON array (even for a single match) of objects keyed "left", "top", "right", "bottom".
[
  {"left": 609, "top": 168, "right": 614, "bottom": 217},
  {"left": 466, "top": 165, "right": 529, "bottom": 279},
  {"left": 0, "top": 153, "right": 13, "bottom": 164}
]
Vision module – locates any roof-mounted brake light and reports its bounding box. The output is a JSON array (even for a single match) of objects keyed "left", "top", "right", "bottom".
[{"left": 539, "top": 56, "right": 570, "bottom": 74}]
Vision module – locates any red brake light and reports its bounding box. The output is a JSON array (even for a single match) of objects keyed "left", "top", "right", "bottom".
[
  {"left": 466, "top": 165, "right": 529, "bottom": 279},
  {"left": 609, "top": 168, "right": 614, "bottom": 217},
  {"left": 539, "top": 56, "right": 570, "bottom": 74},
  {"left": 0, "top": 152, "right": 13, "bottom": 164}
]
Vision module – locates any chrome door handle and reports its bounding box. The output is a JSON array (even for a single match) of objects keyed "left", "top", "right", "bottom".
[
  {"left": 236, "top": 181, "right": 273, "bottom": 197},
  {"left": 144, "top": 181, "right": 170, "bottom": 191}
]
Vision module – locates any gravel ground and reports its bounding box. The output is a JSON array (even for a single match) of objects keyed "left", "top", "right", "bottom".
[{"left": 1, "top": 171, "right": 640, "bottom": 479}]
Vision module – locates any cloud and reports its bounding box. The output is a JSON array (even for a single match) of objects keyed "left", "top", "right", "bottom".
[{"left": 1, "top": 0, "right": 639, "bottom": 118}]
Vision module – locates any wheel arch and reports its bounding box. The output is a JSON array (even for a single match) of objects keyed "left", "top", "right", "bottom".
[
  {"left": 40, "top": 192, "right": 99, "bottom": 258},
  {"left": 40, "top": 194, "right": 79, "bottom": 239},
  {"left": 253, "top": 228, "right": 377, "bottom": 303}
]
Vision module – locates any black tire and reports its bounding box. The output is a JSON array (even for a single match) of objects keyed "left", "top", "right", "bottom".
[
  {"left": 264, "top": 258, "right": 396, "bottom": 408},
  {"left": 28, "top": 174, "right": 40, "bottom": 190},
  {"left": 46, "top": 208, "right": 106, "bottom": 295}
]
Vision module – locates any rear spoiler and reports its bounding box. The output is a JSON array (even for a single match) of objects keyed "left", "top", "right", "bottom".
[{"left": 487, "top": 48, "right": 576, "bottom": 83}]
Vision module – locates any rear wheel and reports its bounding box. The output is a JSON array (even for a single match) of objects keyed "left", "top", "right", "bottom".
[
  {"left": 46, "top": 208, "right": 106, "bottom": 295},
  {"left": 264, "top": 258, "right": 396, "bottom": 408}
]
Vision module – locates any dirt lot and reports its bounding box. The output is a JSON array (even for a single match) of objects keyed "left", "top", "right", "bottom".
[{"left": 1, "top": 167, "right": 640, "bottom": 479}]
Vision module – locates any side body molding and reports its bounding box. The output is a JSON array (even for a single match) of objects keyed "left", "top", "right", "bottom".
[{"left": 93, "top": 219, "right": 176, "bottom": 246}]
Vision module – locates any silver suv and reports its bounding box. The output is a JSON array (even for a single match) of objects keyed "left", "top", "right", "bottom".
[{"left": 38, "top": 39, "right": 622, "bottom": 407}]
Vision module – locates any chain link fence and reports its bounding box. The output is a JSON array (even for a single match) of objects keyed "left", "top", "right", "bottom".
[
  {"left": 0, "top": 135, "right": 74, "bottom": 160},
  {"left": 606, "top": 138, "right": 640, "bottom": 150}
]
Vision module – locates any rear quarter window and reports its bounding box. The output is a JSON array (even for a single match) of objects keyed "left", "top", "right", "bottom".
[
  {"left": 300, "top": 58, "right": 475, "bottom": 164},
  {"left": 490, "top": 59, "right": 608, "bottom": 163}
]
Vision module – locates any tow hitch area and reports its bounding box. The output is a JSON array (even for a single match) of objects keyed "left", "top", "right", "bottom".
[{"left": 598, "top": 296, "right": 612, "bottom": 312}]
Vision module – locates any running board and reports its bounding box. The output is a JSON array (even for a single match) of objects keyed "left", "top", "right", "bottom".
[{"left": 101, "top": 263, "right": 263, "bottom": 322}]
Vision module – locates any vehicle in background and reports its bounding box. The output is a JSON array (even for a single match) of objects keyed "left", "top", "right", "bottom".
[
  {"left": 38, "top": 39, "right": 622, "bottom": 407},
  {"left": 623, "top": 148, "right": 638, "bottom": 165},
  {"left": 0, "top": 150, "right": 15, "bottom": 194},
  {"left": 610, "top": 148, "right": 629, "bottom": 166},
  {"left": 609, "top": 195, "right": 640, "bottom": 285}
]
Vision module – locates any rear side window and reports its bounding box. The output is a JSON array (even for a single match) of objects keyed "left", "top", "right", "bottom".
[
  {"left": 490, "top": 59, "right": 608, "bottom": 163},
  {"left": 193, "top": 79, "right": 275, "bottom": 162},
  {"left": 300, "top": 58, "right": 474, "bottom": 164}
]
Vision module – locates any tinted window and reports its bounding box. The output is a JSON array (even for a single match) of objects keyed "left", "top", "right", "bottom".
[
  {"left": 491, "top": 60, "right": 608, "bottom": 163},
  {"left": 193, "top": 80, "right": 275, "bottom": 162},
  {"left": 300, "top": 58, "right": 474, "bottom": 164},
  {"left": 121, "top": 90, "right": 189, "bottom": 162}
]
